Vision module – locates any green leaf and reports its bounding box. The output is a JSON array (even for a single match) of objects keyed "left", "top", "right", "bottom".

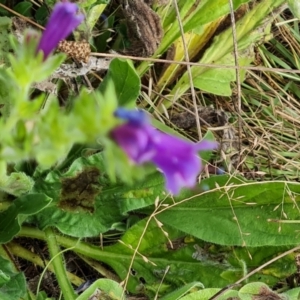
[
  {"left": 288, "top": 0, "right": 300, "bottom": 19},
  {"left": 179, "top": 288, "right": 239, "bottom": 300},
  {"left": 157, "top": 175, "right": 300, "bottom": 247},
  {"left": 98, "top": 58, "right": 140, "bottom": 107},
  {"left": 13, "top": 1, "right": 33, "bottom": 17},
  {"left": 0, "top": 256, "right": 26, "bottom": 300},
  {"left": 282, "top": 287, "right": 300, "bottom": 299},
  {"left": 0, "top": 171, "right": 34, "bottom": 197},
  {"left": 238, "top": 282, "right": 271, "bottom": 300},
  {"left": 183, "top": 0, "right": 250, "bottom": 33},
  {"left": 55, "top": 219, "right": 229, "bottom": 296},
  {"left": 0, "top": 193, "right": 51, "bottom": 243},
  {"left": 32, "top": 153, "right": 164, "bottom": 237},
  {"left": 76, "top": 279, "right": 125, "bottom": 300},
  {"left": 86, "top": 4, "right": 107, "bottom": 32},
  {"left": 160, "top": 282, "right": 205, "bottom": 300}
]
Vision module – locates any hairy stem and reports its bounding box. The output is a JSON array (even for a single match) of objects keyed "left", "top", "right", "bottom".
[
  {"left": 44, "top": 227, "right": 76, "bottom": 300},
  {"left": 6, "top": 242, "right": 84, "bottom": 287}
]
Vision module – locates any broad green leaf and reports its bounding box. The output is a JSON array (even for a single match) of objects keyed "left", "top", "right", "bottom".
[
  {"left": 282, "top": 287, "right": 300, "bottom": 299},
  {"left": 157, "top": 175, "right": 300, "bottom": 247},
  {"left": 160, "top": 282, "right": 204, "bottom": 300},
  {"left": 0, "top": 194, "right": 51, "bottom": 243},
  {"left": 0, "top": 256, "right": 26, "bottom": 300},
  {"left": 53, "top": 219, "right": 230, "bottom": 296},
  {"left": 238, "top": 282, "right": 271, "bottom": 300},
  {"left": 32, "top": 153, "right": 164, "bottom": 237},
  {"left": 98, "top": 58, "right": 140, "bottom": 107},
  {"left": 13, "top": 1, "right": 33, "bottom": 17},
  {"left": 180, "top": 289, "right": 239, "bottom": 300},
  {"left": 76, "top": 279, "right": 125, "bottom": 300}
]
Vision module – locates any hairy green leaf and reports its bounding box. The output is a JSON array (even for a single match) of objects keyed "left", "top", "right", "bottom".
[
  {"left": 157, "top": 175, "right": 300, "bottom": 247},
  {"left": 32, "top": 153, "right": 164, "bottom": 237}
]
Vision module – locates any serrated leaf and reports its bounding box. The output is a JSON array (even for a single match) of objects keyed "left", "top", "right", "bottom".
[
  {"left": 157, "top": 175, "right": 300, "bottom": 247},
  {"left": 0, "top": 193, "right": 51, "bottom": 243}
]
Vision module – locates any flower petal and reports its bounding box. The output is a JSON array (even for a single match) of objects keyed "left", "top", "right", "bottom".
[
  {"left": 37, "top": 1, "right": 84, "bottom": 58},
  {"left": 111, "top": 123, "right": 155, "bottom": 163},
  {"left": 111, "top": 108, "right": 218, "bottom": 195}
]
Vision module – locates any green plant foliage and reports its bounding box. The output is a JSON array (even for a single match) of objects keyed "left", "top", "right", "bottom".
[
  {"left": 0, "top": 193, "right": 51, "bottom": 243},
  {"left": 138, "top": 0, "right": 250, "bottom": 75},
  {"left": 31, "top": 153, "right": 165, "bottom": 237},
  {"left": 283, "top": 287, "right": 300, "bottom": 299},
  {"left": 0, "top": 57, "right": 140, "bottom": 166},
  {"left": 98, "top": 58, "right": 141, "bottom": 107},
  {"left": 76, "top": 279, "right": 125, "bottom": 300},
  {"left": 0, "top": 256, "right": 26, "bottom": 300},
  {"left": 0, "top": 170, "right": 34, "bottom": 196},
  {"left": 13, "top": 1, "right": 33, "bottom": 17},
  {"left": 288, "top": 0, "right": 300, "bottom": 19},
  {"left": 157, "top": 175, "right": 300, "bottom": 247},
  {"left": 0, "top": 0, "right": 298, "bottom": 298},
  {"left": 178, "top": 288, "right": 237, "bottom": 300},
  {"left": 159, "top": 282, "right": 205, "bottom": 300},
  {"left": 53, "top": 219, "right": 230, "bottom": 296},
  {"left": 169, "top": 0, "right": 284, "bottom": 99}
]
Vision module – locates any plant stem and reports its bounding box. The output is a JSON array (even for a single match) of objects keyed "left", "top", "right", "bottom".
[
  {"left": 44, "top": 227, "right": 76, "bottom": 300},
  {"left": 6, "top": 242, "right": 84, "bottom": 287},
  {"left": 20, "top": 226, "right": 138, "bottom": 262}
]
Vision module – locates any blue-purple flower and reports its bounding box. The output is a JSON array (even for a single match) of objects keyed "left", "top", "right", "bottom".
[
  {"left": 37, "top": 1, "right": 84, "bottom": 59},
  {"left": 111, "top": 108, "right": 218, "bottom": 195}
]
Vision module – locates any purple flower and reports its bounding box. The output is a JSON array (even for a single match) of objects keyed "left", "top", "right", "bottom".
[
  {"left": 37, "top": 1, "right": 84, "bottom": 59},
  {"left": 111, "top": 108, "right": 218, "bottom": 195}
]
